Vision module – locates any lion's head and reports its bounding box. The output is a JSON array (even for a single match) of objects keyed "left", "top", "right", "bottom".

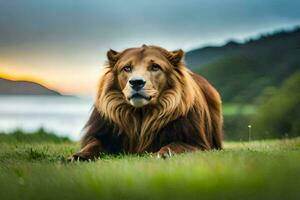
[
  {"left": 96, "top": 45, "right": 208, "bottom": 151},
  {"left": 106, "top": 45, "right": 184, "bottom": 107}
]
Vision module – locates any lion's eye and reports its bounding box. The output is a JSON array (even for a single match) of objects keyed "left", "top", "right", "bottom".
[
  {"left": 123, "top": 65, "right": 132, "bottom": 72},
  {"left": 151, "top": 63, "right": 161, "bottom": 72}
]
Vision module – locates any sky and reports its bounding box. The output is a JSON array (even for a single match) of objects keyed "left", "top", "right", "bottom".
[{"left": 0, "top": 0, "right": 300, "bottom": 96}]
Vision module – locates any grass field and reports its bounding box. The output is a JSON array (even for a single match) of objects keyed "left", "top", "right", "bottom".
[
  {"left": 0, "top": 132, "right": 299, "bottom": 200},
  {"left": 222, "top": 104, "right": 256, "bottom": 116}
]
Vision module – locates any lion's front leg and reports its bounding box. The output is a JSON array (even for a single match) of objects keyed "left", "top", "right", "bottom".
[
  {"left": 68, "top": 138, "right": 103, "bottom": 162},
  {"left": 157, "top": 142, "right": 199, "bottom": 159}
]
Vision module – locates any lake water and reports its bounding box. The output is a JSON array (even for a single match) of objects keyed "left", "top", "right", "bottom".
[{"left": 0, "top": 96, "right": 94, "bottom": 140}]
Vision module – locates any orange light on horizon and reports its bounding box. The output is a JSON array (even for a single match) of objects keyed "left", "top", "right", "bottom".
[
  {"left": 0, "top": 65, "right": 99, "bottom": 96},
  {"left": 0, "top": 71, "right": 50, "bottom": 87}
]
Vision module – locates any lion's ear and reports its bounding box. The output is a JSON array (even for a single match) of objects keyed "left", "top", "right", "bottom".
[
  {"left": 107, "top": 49, "right": 120, "bottom": 66},
  {"left": 168, "top": 49, "right": 184, "bottom": 66}
]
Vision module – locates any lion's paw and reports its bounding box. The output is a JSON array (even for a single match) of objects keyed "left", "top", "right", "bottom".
[
  {"left": 67, "top": 152, "right": 92, "bottom": 162},
  {"left": 157, "top": 147, "right": 174, "bottom": 159}
]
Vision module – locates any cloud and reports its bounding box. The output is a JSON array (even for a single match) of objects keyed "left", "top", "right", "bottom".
[
  {"left": 1, "top": 0, "right": 299, "bottom": 47},
  {"left": 0, "top": 0, "right": 299, "bottom": 95}
]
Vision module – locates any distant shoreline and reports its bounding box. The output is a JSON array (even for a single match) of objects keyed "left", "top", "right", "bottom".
[{"left": 0, "top": 77, "right": 62, "bottom": 96}]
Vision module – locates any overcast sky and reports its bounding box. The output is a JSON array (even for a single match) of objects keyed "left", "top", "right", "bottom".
[{"left": 1, "top": 0, "right": 300, "bottom": 95}]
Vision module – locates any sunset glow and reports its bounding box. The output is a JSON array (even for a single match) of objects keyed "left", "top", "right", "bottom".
[
  {"left": 0, "top": 68, "right": 49, "bottom": 86},
  {"left": 1, "top": 0, "right": 299, "bottom": 97},
  {"left": 0, "top": 65, "right": 101, "bottom": 96}
]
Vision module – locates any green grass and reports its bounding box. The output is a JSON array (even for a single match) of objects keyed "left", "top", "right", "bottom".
[
  {"left": 223, "top": 104, "right": 256, "bottom": 116},
  {"left": 0, "top": 134, "right": 299, "bottom": 200},
  {"left": 0, "top": 128, "right": 70, "bottom": 143}
]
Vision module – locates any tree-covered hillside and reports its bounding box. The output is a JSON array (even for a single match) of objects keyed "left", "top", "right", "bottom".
[
  {"left": 252, "top": 71, "right": 300, "bottom": 138},
  {"left": 186, "top": 27, "right": 300, "bottom": 103}
]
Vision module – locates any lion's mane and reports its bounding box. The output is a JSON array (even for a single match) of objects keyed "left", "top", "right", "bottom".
[{"left": 82, "top": 47, "right": 223, "bottom": 153}]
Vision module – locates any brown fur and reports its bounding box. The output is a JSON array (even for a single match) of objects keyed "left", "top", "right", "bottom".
[{"left": 69, "top": 45, "right": 223, "bottom": 161}]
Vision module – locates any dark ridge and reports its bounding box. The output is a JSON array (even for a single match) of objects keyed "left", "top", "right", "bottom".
[
  {"left": 0, "top": 78, "right": 62, "bottom": 96},
  {"left": 185, "top": 26, "right": 300, "bottom": 103}
]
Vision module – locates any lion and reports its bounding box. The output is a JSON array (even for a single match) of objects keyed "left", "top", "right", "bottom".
[{"left": 69, "top": 45, "right": 223, "bottom": 161}]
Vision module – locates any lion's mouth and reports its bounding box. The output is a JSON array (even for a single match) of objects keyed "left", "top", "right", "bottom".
[{"left": 128, "top": 93, "right": 152, "bottom": 101}]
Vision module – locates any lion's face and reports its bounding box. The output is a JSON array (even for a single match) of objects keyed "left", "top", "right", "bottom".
[
  {"left": 116, "top": 48, "right": 169, "bottom": 107},
  {"left": 107, "top": 46, "right": 184, "bottom": 108}
]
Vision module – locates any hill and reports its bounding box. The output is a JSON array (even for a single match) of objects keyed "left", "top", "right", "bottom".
[
  {"left": 252, "top": 71, "right": 300, "bottom": 138},
  {"left": 186, "top": 27, "right": 300, "bottom": 103},
  {"left": 0, "top": 78, "right": 61, "bottom": 95}
]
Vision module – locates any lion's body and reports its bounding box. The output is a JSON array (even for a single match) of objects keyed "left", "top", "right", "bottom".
[
  {"left": 81, "top": 72, "right": 223, "bottom": 154},
  {"left": 70, "top": 45, "right": 223, "bottom": 160}
]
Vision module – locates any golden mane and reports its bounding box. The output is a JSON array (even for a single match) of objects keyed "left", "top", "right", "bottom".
[
  {"left": 69, "top": 45, "right": 223, "bottom": 161},
  {"left": 95, "top": 61, "right": 212, "bottom": 153}
]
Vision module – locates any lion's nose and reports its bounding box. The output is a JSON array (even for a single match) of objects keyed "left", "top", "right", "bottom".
[{"left": 129, "top": 79, "right": 146, "bottom": 91}]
